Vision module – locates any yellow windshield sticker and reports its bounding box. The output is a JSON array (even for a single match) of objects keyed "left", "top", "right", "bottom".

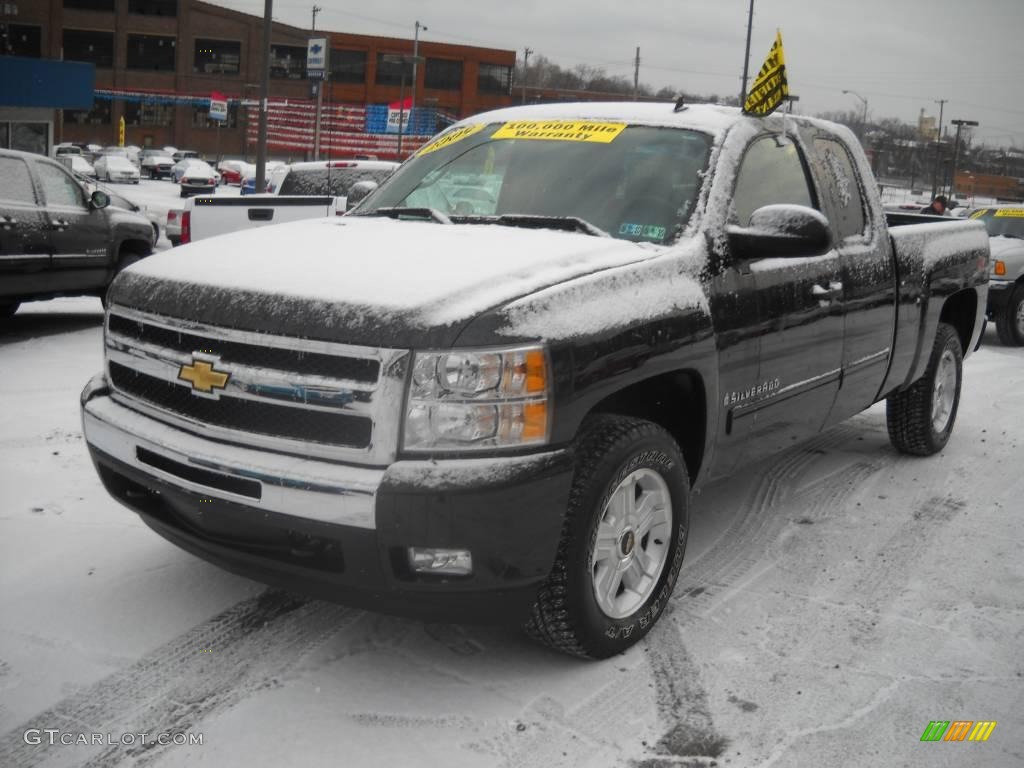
[
  {"left": 969, "top": 209, "right": 988, "bottom": 219},
  {"left": 994, "top": 208, "right": 1024, "bottom": 217},
  {"left": 492, "top": 120, "right": 627, "bottom": 143},
  {"left": 417, "top": 123, "right": 486, "bottom": 156}
]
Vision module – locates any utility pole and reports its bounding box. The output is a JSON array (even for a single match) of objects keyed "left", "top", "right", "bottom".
[
  {"left": 633, "top": 46, "right": 640, "bottom": 101},
  {"left": 949, "top": 118, "right": 978, "bottom": 200},
  {"left": 411, "top": 20, "right": 426, "bottom": 125},
  {"left": 740, "top": 0, "right": 755, "bottom": 105},
  {"left": 930, "top": 98, "right": 947, "bottom": 199},
  {"left": 521, "top": 47, "right": 532, "bottom": 105},
  {"left": 312, "top": 4, "right": 323, "bottom": 161},
  {"left": 255, "top": 0, "right": 272, "bottom": 195}
]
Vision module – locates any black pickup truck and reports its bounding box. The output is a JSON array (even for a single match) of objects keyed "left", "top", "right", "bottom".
[
  {"left": 80, "top": 104, "right": 989, "bottom": 658},
  {"left": 0, "top": 148, "right": 153, "bottom": 317}
]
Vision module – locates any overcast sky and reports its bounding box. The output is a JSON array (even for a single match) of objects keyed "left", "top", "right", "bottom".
[{"left": 209, "top": 0, "right": 1023, "bottom": 148}]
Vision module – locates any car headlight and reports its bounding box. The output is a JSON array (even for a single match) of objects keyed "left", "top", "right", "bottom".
[{"left": 403, "top": 344, "right": 551, "bottom": 452}]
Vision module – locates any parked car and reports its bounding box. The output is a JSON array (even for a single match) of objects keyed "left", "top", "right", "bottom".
[
  {"left": 172, "top": 149, "right": 201, "bottom": 164},
  {"left": 53, "top": 143, "right": 83, "bottom": 158},
  {"left": 68, "top": 154, "right": 98, "bottom": 179},
  {"left": 972, "top": 205, "right": 1024, "bottom": 345},
  {"left": 81, "top": 103, "right": 989, "bottom": 658},
  {"left": 274, "top": 160, "right": 399, "bottom": 207},
  {"left": 0, "top": 148, "right": 153, "bottom": 316},
  {"left": 240, "top": 174, "right": 271, "bottom": 195},
  {"left": 83, "top": 181, "right": 161, "bottom": 246},
  {"left": 140, "top": 150, "right": 175, "bottom": 180},
  {"left": 216, "top": 160, "right": 254, "bottom": 186},
  {"left": 175, "top": 160, "right": 219, "bottom": 197},
  {"left": 94, "top": 155, "right": 141, "bottom": 183}
]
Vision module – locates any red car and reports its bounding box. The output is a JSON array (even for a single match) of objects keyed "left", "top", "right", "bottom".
[{"left": 216, "top": 160, "right": 254, "bottom": 186}]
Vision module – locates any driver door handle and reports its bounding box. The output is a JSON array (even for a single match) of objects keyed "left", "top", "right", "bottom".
[{"left": 811, "top": 281, "right": 843, "bottom": 297}]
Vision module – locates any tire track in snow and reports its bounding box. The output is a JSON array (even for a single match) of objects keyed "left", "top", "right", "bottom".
[
  {"left": 0, "top": 591, "right": 360, "bottom": 768},
  {"left": 674, "top": 424, "right": 872, "bottom": 616}
]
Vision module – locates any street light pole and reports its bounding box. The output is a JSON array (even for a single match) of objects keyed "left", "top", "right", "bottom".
[
  {"left": 740, "top": 0, "right": 755, "bottom": 105},
  {"left": 255, "top": 0, "right": 272, "bottom": 195},
  {"left": 411, "top": 20, "right": 427, "bottom": 124},
  {"left": 842, "top": 89, "right": 868, "bottom": 142},
  {"left": 930, "top": 98, "right": 947, "bottom": 199},
  {"left": 949, "top": 118, "right": 978, "bottom": 201}
]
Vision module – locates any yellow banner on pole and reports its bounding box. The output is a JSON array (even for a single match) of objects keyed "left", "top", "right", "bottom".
[
  {"left": 743, "top": 30, "right": 789, "bottom": 116},
  {"left": 118, "top": 116, "right": 125, "bottom": 147}
]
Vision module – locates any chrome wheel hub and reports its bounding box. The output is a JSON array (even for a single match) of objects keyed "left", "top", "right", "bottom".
[
  {"left": 590, "top": 468, "right": 673, "bottom": 619},
  {"left": 931, "top": 349, "right": 957, "bottom": 433}
]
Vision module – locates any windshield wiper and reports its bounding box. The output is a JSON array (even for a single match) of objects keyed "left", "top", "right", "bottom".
[
  {"left": 359, "top": 207, "right": 452, "bottom": 224},
  {"left": 452, "top": 214, "right": 609, "bottom": 238}
]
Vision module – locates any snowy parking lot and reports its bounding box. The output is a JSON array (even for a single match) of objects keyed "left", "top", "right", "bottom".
[{"left": 0, "top": 298, "right": 1021, "bottom": 768}]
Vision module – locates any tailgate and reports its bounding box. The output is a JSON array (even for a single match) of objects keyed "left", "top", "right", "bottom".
[{"left": 187, "top": 196, "right": 337, "bottom": 242}]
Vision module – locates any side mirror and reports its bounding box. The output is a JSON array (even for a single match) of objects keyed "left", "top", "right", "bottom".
[
  {"left": 90, "top": 190, "right": 110, "bottom": 210},
  {"left": 346, "top": 180, "right": 379, "bottom": 211},
  {"left": 726, "top": 204, "right": 832, "bottom": 260}
]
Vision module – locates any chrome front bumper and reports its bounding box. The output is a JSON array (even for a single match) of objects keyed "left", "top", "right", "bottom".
[{"left": 82, "top": 377, "right": 384, "bottom": 529}]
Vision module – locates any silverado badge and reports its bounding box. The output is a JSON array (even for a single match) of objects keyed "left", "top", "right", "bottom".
[{"left": 178, "top": 356, "right": 230, "bottom": 398}]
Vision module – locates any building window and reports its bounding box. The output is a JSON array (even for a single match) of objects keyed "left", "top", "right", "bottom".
[
  {"left": 127, "top": 34, "right": 176, "bottom": 71},
  {"left": 4, "top": 122, "right": 49, "bottom": 155},
  {"left": 270, "top": 45, "right": 306, "bottom": 79},
  {"left": 331, "top": 49, "right": 366, "bottom": 84},
  {"left": 63, "top": 0, "right": 115, "bottom": 11},
  {"left": 64, "top": 100, "right": 112, "bottom": 126},
  {"left": 478, "top": 63, "right": 512, "bottom": 95},
  {"left": 128, "top": 0, "right": 177, "bottom": 15},
  {"left": 375, "top": 53, "right": 410, "bottom": 87},
  {"left": 63, "top": 29, "right": 115, "bottom": 68},
  {"left": 124, "top": 101, "right": 175, "bottom": 127},
  {"left": 192, "top": 104, "right": 237, "bottom": 129},
  {"left": 1, "top": 24, "right": 42, "bottom": 57},
  {"left": 194, "top": 39, "right": 240, "bottom": 75},
  {"left": 424, "top": 58, "right": 463, "bottom": 91}
]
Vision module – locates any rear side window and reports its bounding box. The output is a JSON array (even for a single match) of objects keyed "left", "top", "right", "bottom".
[
  {"left": 0, "top": 157, "right": 37, "bottom": 204},
  {"left": 813, "top": 138, "right": 867, "bottom": 240},
  {"left": 279, "top": 167, "right": 394, "bottom": 197},
  {"left": 732, "top": 135, "right": 815, "bottom": 225},
  {"left": 33, "top": 161, "right": 85, "bottom": 208}
]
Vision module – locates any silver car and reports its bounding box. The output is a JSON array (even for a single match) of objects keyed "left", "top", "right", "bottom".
[{"left": 974, "top": 205, "right": 1024, "bottom": 345}]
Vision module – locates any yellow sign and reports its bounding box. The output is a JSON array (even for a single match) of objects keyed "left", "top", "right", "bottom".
[
  {"left": 743, "top": 30, "right": 789, "bottom": 116},
  {"left": 969, "top": 209, "right": 988, "bottom": 219},
  {"left": 994, "top": 208, "right": 1024, "bottom": 217},
  {"left": 417, "top": 123, "right": 486, "bottom": 156},
  {"left": 118, "top": 116, "right": 125, "bottom": 147},
  {"left": 492, "top": 120, "right": 626, "bottom": 143},
  {"left": 178, "top": 359, "right": 230, "bottom": 394}
]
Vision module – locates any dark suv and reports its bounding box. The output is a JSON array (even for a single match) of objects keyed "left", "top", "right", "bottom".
[{"left": 0, "top": 149, "right": 154, "bottom": 317}]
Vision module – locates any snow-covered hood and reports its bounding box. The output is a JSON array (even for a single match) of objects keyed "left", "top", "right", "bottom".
[{"left": 111, "top": 216, "right": 670, "bottom": 347}]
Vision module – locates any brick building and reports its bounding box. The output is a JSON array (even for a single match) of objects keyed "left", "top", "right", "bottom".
[{"left": 1, "top": 0, "right": 515, "bottom": 158}]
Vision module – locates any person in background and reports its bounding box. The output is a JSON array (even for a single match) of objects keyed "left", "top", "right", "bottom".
[{"left": 921, "top": 195, "right": 948, "bottom": 216}]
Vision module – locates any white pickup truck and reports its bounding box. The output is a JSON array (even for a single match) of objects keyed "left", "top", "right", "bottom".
[{"left": 177, "top": 160, "right": 398, "bottom": 244}]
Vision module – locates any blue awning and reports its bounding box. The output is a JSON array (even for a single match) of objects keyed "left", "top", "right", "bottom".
[{"left": 0, "top": 57, "right": 95, "bottom": 109}]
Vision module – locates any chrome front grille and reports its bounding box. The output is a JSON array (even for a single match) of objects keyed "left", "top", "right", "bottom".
[{"left": 104, "top": 305, "right": 409, "bottom": 464}]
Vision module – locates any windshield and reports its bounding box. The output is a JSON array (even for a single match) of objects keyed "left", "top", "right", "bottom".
[
  {"left": 971, "top": 208, "right": 1024, "bottom": 238},
  {"left": 357, "top": 122, "right": 712, "bottom": 244}
]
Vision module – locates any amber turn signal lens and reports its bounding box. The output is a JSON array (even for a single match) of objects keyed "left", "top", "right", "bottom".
[
  {"left": 993, "top": 260, "right": 1006, "bottom": 276},
  {"left": 526, "top": 349, "right": 547, "bottom": 394}
]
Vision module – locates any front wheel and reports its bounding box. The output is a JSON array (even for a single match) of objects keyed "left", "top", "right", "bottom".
[
  {"left": 995, "top": 284, "right": 1024, "bottom": 346},
  {"left": 886, "top": 322, "right": 963, "bottom": 456},
  {"left": 526, "top": 415, "right": 689, "bottom": 658}
]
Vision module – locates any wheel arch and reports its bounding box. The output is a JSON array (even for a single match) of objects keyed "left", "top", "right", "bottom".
[
  {"left": 939, "top": 287, "right": 979, "bottom": 355},
  {"left": 584, "top": 369, "right": 707, "bottom": 485}
]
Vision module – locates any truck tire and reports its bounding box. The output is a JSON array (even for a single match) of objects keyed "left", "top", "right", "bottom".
[
  {"left": 525, "top": 415, "right": 689, "bottom": 659},
  {"left": 994, "top": 283, "right": 1024, "bottom": 346},
  {"left": 886, "top": 322, "right": 963, "bottom": 456}
]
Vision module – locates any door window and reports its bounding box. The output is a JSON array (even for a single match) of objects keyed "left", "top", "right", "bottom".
[
  {"left": 33, "top": 161, "right": 86, "bottom": 208},
  {"left": 732, "top": 135, "right": 816, "bottom": 225},
  {"left": 812, "top": 138, "right": 867, "bottom": 240},
  {"left": 0, "top": 157, "right": 37, "bottom": 204}
]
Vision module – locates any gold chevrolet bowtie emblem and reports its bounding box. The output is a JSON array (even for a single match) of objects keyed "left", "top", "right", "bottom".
[{"left": 178, "top": 358, "right": 230, "bottom": 394}]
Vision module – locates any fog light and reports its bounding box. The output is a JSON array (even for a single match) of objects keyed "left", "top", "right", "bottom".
[{"left": 407, "top": 547, "right": 473, "bottom": 576}]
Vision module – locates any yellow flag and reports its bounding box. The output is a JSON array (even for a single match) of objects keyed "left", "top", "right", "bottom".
[{"left": 743, "top": 30, "right": 789, "bottom": 116}]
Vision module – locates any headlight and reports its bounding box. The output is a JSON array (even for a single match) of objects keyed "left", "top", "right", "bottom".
[{"left": 403, "top": 345, "right": 551, "bottom": 452}]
